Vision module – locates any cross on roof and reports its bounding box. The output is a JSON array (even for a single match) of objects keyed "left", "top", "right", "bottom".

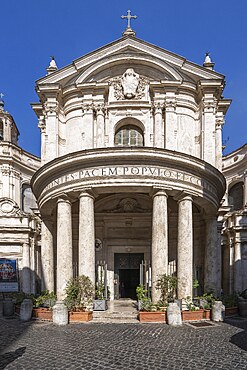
[
  {"left": 0, "top": 93, "right": 4, "bottom": 100},
  {"left": 121, "top": 10, "right": 137, "bottom": 30}
]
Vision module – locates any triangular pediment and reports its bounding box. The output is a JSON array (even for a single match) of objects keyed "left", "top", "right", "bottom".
[{"left": 36, "top": 36, "right": 224, "bottom": 89}]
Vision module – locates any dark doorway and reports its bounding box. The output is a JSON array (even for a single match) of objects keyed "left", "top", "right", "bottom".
[
  {"left": 119, "top": 269, "right": 139, "bottom": 299},
  {"left": 114, "top": 253, "right": 144, "bottom": 299}
]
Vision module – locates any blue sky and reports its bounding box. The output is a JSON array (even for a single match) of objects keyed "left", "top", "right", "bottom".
[{"left": 1, "top": 0, "right": 246, "bottom": 157}]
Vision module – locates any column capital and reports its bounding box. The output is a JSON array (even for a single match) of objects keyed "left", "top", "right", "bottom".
[
  {"left": 164, "top": 97, "right": 177, "bottom": 111},
  {"left": 78, "top": 187, "right": 97, "bottom": 199},
  {"left": 152, "top": 101, "right": 164, "bottom": 114},
  {"left": 152, "top": 189, "right": 168, "bottom": 199},
  {"left": 94, "top": 103, "right": 105, "bottom": 116},
  {"left": 79, "top": 190, "right": 95, "bottom": 201},
  {"left": 22, "top": 242, "right": 30, "bottom": 248},
  {"left": 174, "top": 191, "right": 193, "bottom": 203},
  {"left": 57, "top": 195, "right": 72, "bottom": 206}
]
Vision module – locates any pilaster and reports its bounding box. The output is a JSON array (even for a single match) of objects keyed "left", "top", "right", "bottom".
[
  {"left": 164, "top": 95, "right": 177, "bottom": 151},
  {"left": 204, "top": 215, "right": 220, "bottom": 295},
  {"left": 152, "top": 101, "right": 164, "bottom": 148},
  {"left": 22, "top": 242, "right": 31, "bottom": 294}
]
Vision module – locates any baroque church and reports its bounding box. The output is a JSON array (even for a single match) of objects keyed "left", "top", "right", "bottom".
[{"left": 0, "top": 17, "right": 246, "bottom": 313}]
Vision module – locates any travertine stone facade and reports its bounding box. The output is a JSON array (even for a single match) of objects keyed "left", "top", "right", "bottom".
[
  {"left": 31, "top": 34, "right": 230, "bottom": 308},
  {"left": 221, "top": 144, "right": 247, "bottom": 294},
  {"left": 0, "top": 102, "right": 41, "bottom": 294}
]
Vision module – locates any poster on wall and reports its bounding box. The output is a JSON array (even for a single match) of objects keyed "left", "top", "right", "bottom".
[{"left": 0, "top": 259, "right": 18, "bottom": 292}]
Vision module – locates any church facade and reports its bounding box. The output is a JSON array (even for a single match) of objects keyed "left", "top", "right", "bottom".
[
  {"left": 31, "top": 30, "right": 230, "bottom": 304},
  {"left": 0, "top": 27, "right": 246, "bottom": 308}
]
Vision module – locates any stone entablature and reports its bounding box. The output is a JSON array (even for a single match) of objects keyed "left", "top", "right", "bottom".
[{"left": 31, "top": 147, "right": 225, "bottom": 215}]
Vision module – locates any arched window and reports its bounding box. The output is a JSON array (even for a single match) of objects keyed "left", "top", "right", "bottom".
[
  {"left": 114, "top": 125, "right": 144, "bottom": 147},
  {"left": 228, "top": 182, "right": 244, "bottom": 211},
  {"left": 0, "top": 120, "right": 3, "bottom": 140}
]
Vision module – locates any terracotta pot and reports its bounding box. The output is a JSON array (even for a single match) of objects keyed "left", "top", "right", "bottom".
[
  {"left": 69, "top": 311, "right": 93, "bottom": 322},
  {"left": 225, "top": 307, "right": 239, "bottom": 316},
  {"left": 32, "top": 307, "right": 52, "bottom": 321},
  {"left": 138, "top": 311, "right": 166, "bottom": 323},
  {"left": 203, "top": 309, "right": 211, "bottom": 320},
  {"left": 182, "top": 309, "right": 204, "bottom": 321}
]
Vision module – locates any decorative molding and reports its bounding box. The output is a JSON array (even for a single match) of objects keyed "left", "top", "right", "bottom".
[
  {"left": 44, "top": 101, "right": 59, "bottom": 115},
  {"left": 0, "top": 198, "right": 25, "bottom": 217}
]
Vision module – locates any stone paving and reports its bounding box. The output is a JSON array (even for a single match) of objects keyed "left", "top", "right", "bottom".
[{"left": 0, "top": 316, "right": 247, "bottom": 370}]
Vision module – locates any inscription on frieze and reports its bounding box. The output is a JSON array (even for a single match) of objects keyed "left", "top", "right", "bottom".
[{"left": 43, "top": 165, "right": 215, "bottom": 194}]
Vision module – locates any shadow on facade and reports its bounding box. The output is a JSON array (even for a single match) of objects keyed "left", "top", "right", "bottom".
[{"left": 0, "top": 267, "right": 42, "bottom": 369}]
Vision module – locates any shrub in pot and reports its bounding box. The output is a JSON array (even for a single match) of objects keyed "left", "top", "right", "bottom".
[{"left": 65, "top": 275, "right": 94, "bottom": 322}]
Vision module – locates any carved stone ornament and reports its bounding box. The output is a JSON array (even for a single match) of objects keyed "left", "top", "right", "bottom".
[
  {"left": 110, "top": 69, "right": 148, "bottom": 100},
  {"left": 104, "top": 198, "right": 149, "bottom": 213},
  {"left": 0, "top": 198, "right": 24, "bottom": 217}
]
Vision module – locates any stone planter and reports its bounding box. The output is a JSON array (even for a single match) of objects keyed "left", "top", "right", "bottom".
[
  {"left": 3, "top": 299, "right": 15, "bottom": 316},
  {"left": 238, "top": 300, "right": 247, "bottom": 317},
  {"left": 182, "top": 309, "right": 204, "bottom": 321},
  {"left": 225, "top": 307, "right": 239, "bottom": 316},
  {"left": 203, "top": 309, "right": 211, "bottom": 320},
  {"left": 138, "top": 311, "right": 166, "bottom": 323},
  {"left": 69, "top": 311, "right": 93, "bottom": 322},
  {"left": 32, "top": 307, "right": 53, "bottom": 321},
  {"left": 93, "top": 299, "right": 108, "bottom": 311}
]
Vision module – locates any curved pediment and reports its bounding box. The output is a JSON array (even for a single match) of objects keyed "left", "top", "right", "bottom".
[
  {"left": 73, "top": 53, "right": 182, "bottom": 85},
  {"left": 37, "top": 36, "right": 224, "bottom": 89}
]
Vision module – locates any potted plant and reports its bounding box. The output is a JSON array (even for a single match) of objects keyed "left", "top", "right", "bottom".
[
  {"left": 181, "top": 296, "right": 205, "bottom": 321},
  {"left": 138, "top": 274, "right": 178, "bottom": 323},
  {"left": 222, "top": 293, "right": 238, "bottom": 316},
  {"left": 93, "top": 282, "right": 109, "bottom": 311},
  {"left": 32, "top": 290, "right": 56, "bottom": 320},
  {"left": 65, "top": 275, "right": 94, "bottom": 322}
]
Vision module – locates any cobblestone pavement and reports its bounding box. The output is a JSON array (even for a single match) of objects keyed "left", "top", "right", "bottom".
[{"left": 0, "top": 316, "right": 247, "bottom": 370}]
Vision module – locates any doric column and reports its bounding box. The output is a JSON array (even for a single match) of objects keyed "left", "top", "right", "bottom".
[
  {"left": 164, "top": 96, "right": 177, "bottom": 151},
  {"left": 204, "top": 216, "right": 220, "bottom": 295},
  {"left": 22, "top": 242, "right": 31, "bottom": 294},
  {"left": 78, "top": 191, "right": 95, "bottom": 285},
  {"left": 153, "top": 102, "right": 164, "bottom": 148},
  {"left": 151, "top": 189, "right": 168, "bottom": 302},
  {"left": 234, "top": 240, "right": 242, "bottom": 293},
  {"left": 95, "top": 104, "right": 105, "bottom": 148},
  {"left": 177, "top": 194, "right": 193, "bottom": 299},
  {"left": 41, "top": 219, "right": 54, "bottom": 292},
  {"left": 244, "top": 171, "right": 247, "bottom": 208},
  {"left": 215, "top": 113, "right": 224, "bottom": 171},
  {"left": 56, "top": 198, "right": 73, "bottom": 301}
]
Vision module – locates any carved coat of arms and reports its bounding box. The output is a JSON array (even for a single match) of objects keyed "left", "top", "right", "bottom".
[{"left": 110, "top": 68, "right": 148, "bottom": 100}]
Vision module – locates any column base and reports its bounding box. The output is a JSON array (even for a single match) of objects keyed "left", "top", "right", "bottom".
[{"left": 53, "top": 301, "right": 68, "bottom": 325}]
